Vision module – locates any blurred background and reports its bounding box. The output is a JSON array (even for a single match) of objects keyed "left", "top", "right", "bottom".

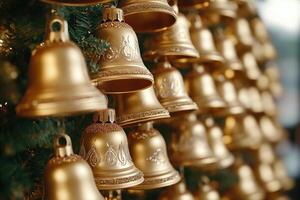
[{"left": 256, "top": 0, "right": 300, "bottom": 198}]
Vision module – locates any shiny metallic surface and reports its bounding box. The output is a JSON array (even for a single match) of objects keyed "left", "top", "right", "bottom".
[
  {"left": 241, "top": 52, "right": 261, "bottom": 81},
  {"left": 40, "top": 0, "right": 113, "bottom": 6},
  {"left": 80, "top": 109, "right": 144, "bottom": 190}
]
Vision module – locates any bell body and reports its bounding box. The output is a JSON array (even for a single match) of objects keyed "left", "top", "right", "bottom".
[
  {"left": 44, "top": 134, "right": 104, "bottom": 200},
  {"left": 261, "top": 90, "right": 277, "bottom": 116},
  {"left": 185, "top": 65, "right": 226, "bottom": 114},
  {"left": 248, "top": 86, "right": 264, "bottom": 115},
  {"left": 114, "top": 87, "right": 170, "bottom": 127},
  {"left": 204, "top": 118, "right": 234, "bottom": 169},
  {"left": 259, "top": 116, "right": 283, "bottom": 144},
  {"left": 169, "top": 113, "right": 217, "bottom": 169},
  {"left": 80, "top": 109, "right": 144, "bottom": 190},
  {"left": 144, "top": 13, "right": 199, "bottom": 64},
  {"left": 189, "top": 14, "right": 224, "bottom": 68},
  {"left": 40, "top": 0, "right": 113, "bottom": 6},
  {"left": 152, "top": 60, "right": 198, "bottom": 115},
  {"left": 92, "top": 7, "right": 153, "bottom": 94},
  {"left": 241, "top": 52, "right": 262, "bottom": 82},
  {"left": 120, "top": 0, "right": 177, "bottom": 33},
  {"left": 159, "top": 180, "right": 195, "bottom": 200},
  {"left": 128, "top": 122, "right": 180, "bottom": 189},
  {"left": 17, "top": 15, "right": 107, "bottom": 117}
]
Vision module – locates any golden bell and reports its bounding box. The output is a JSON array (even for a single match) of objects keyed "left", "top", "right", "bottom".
[
  {"left": 216, "top": 36, "right": 244, "bottom": 74},
  {"left": 204, "top": 117, "right": 234, "bottom": 169},
  {"left": 224, "top": 115, "right": 263, "bottom": 150},
  {"left": 185, "top": 65, "right": 226, "bottom": 114},
  {"left": 152, "top": 60, "right": 198, "bottom": 115},
  {"left": 178, "top": 0, "right": 210, "bottom": 9},
  {"left": 203, "top": 0, "right": 237, "bottom": 25},
  {"left": 113, "top": 87, "right": 170, "bottom": 127},
  {"left": 265, "top": 65, "right": 283, "bottom": 97},
  {"left": 169, "top": 113, "right": 217, "bottom": 169},
  {"left": 231, "top": 158, "right": 265, "bottom": 200},
  {"left": 259, "top": 116, "right": 283, "bottom": 144},
  {"left": 143, "top": 10, "right": 199, "bottom": 65},
  {"left": 273, "top": 159, "right": 294, "bottom": 191},
  {"left": 119, "top": 0, "right": 176, "bottom": 33},
  {"left": 44, "top": 133, "right": 105, "bottom": 200},
  {"left": 92, "top": 7, "right": 153, "bottom": 94},
  {"left": 248, "top": 86, "right": 264, "bottom": 115},
  {"left": 40, "top": 0, "right": 113, "bottom": 6},
  {"left": 80, "top": 108, "right": 144, "bottom": 190},
  {"left": 241, "top": 52, "right": 262, "bottom": 81},
  {"left": 16, "top": 14, "right": 107, "bottom": 118},
  {"left": 194, "top": 177, "right": 221, "bottom": 200},
  {"left": 188, "top": 14, "right": 225, "bottom": 68},
  {"left": 127, "top": 122, "right": 180, "bottom": 189},
  {"left": 237, "top": 86, "right": 252, "bottom": 111},
  {"left": 159, "top": 179, "right": 195, "bottom": 200},
  {"left": 261, "top": 91, "right": 277, "bottom": 116},
  {"left": 256, "top": 142, "right": 276, "bottom": 165},
  {"left": 215, "top": 75, "right": 244, "bottom": 116},
  {"left": 251, "top": 17, "right": 270, "bottom": 43}
]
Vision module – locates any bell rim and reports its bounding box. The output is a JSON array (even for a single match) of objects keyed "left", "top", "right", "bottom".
[
  {"left": 172, "top": 155, "right": 217, "bottom": 168},
  {"left": 160, "top": 100, "right": 198, "bottom": 115},
  {"left": 197, "top": 51, "right": 226, "bottom": 67}
]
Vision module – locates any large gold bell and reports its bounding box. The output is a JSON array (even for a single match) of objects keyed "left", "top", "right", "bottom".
[
  {"left": 143, "top": 8, "right": 199, "bottom": 65},
  {"left": 169, "top": 113, "right": 217, "bottom": 169},
  {"left": 194, "top": 177, "right": 221, "bottom": 200},
  {"left": 188, "top": 14, "right": 225, "bottom": 68},
  {"left": 92, "top": 7, "right": 153, "bottom": 94},
  {"left": 128, "top": 122, "right": 180, "bottom": 189},
  {"left": 152, "top": 60, "right": 198, "bottom": 115},
  {"left": 273, "top": 159, "right": 294, "bottom": 191},
  {"left": 159, "top": 179, "right": 195, "bottom": 200},
  {"left": 204, "top": 117, "right": 234, "bottom": 169},
  {"left": 231, "top": 158, "right": 265, "bottom": 200},
  {"left": 215, "top": 75, "right": 244, "bottom": 116},
  {"left": 16, "top": 15, "right": 107, "bottom": 117},
  {"left": 40, "top": 0, "right": 113, "bottom": 6},
  {"left": 241, "top": 52, "right": 262, "bottom": 82},
  {"left": 113, "top": 87, "right": 170, "bottom": 127},
  {"left": 119, "top": 0, "right": 176, "bottom": 33},
  {"left": 44, "top": 133, "right": 104, "bottom": 200},
  {"left": 178, "top": 0, "right": 210, "bottom": 9},
  {"left": 185, "top": 65, "right": 226, "bottom": 114},
  {"left": 80, "top": 109, "right": 144, "bottom": 190}
]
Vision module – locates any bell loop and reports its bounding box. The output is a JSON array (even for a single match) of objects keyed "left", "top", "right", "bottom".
[
  {"left": 47, "top": 15, "right": 70, "bottom": 43},
  {"left": 102, "top": 7, "right": 124, "bottom": 23},
  {"left": 53, "top": 133, "right": 74, "bottom": 157}
]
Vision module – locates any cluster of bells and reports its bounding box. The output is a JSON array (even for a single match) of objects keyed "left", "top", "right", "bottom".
[{"left": 16, "top": 0, "right": 293, "bottom": 200}]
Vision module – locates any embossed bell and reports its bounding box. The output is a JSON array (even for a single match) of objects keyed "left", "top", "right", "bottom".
[
  {"left": 204, "top": 117, "right": 234, "bottom": 169},
  {"left": 152, "top": 60, "right": 198, "bottom": 115},
  {"left": 113, "top": 87, "right": 170, "bottom": 127},
  {"left": 185, "top": 65, "right": 226, "bottom": 114},
  {"left": 241, "top": 52, "right": 262, "bottom": 82},
  {"left": 178, "top": 0, "right": 210, "bottom": 9},
  {"left": 44, "top": 133, "right": 105, "bottom": 200},
  {"left": 273, "top": 159, "right": 294, "bottom": 191},
  {"left": 80, "top": 108, "right": 144, "bottom": 190},
  {"left": 169, "top": 113, "right": 217, "bottom": 169},
  {"left": 259, "top": 116, "right": 283, "bottom": 144},
  {"left": 194, "top": 177, "right": 221, "bottom": 200},
  {"left": 40, "top": 0, "right": 113, "bottom": 6},
  {"left": 215, "top": 75, "right": 244, "bottom": 116},
  {"left": 143, "top": 7, "right": 199, "bottom": 65},
  {"left": 16, "top": 14, "right": 107, "bottom": 117},
  {"left": 159, "top": 179, "right": 195, "bottom": 200},
  {"left": 120, "top": 0, "right": 177, "bottom": 33},
  {"left": 92, "top": 7, "right": 153, "bottom": 94},
  {"left": 216, "top": 36, "right": 244, "bottom": 74},
  {"left": 231, "top": 158, "right": 265, "bottom": 200},
  {"left": 128, "top": 122, "right": 180, "bottom": 189},
  {"left": 189, "top": 14, "right": 225, "bottom": 69}
]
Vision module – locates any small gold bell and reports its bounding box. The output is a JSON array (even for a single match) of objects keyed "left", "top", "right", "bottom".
[
  {"left": 259, "top": 116, "right": 283, "bottom": 144},
  {"left": 188, "top": 14, "right": 225, "bottom": 69},
  {"left": 194, "top": 177, "right": 221, "bottom": 200},
  {"left": 40, "top": 0, "right": 113, "bottom": 6},
  {"left": 113, "top": 87, "right": 170, "bottom": 127},
  {"left": 16, "top": 14, "right": 107, "bottom": 117},
  {"left": 44, "top": 133, "right": 105, "bottom": 200},
  {"left": 143, "top": 7, "right": 199, "bottom": 65},
  {"left": 119, "top": 0, "right": 177, "bottom": 33},
  {"left": 159, "top": 179, "right": 195, "bottom": 200},
  {"left": 273, "top": 159, "right": 294, "bottom": 191},
  {"left": 215, "top": 36, "right": 244, "bottom": 75},
  {"left": 265, "top": 65, "right": 283, "bottom": 97},
  {"left": 215, "top": 75, "right": 244, "bottom": 116},
  {"left": 204, "top": 117, "right": 234, "bottom": 169},
  {"left": 248, "top": 86, "right": 264, "bottom": 115},
  {"left": 178, "top": 0, "right": 210, "bottom": 9},
  {"left": 152, "top": 60, "right": 198, "bottom": 115},
  {"left": 185, "top": 65, "right": 226, "bottom": 114},
  {"left": 92, "top": 7, "right": 153, "bottom": 94},
  {"left": 231, "top": 158, "right": 265, "bottom": 200},
  {"left": 128, "top": 122, "right": 180, "bottom": 189},
  {"left": 241, "top": 52, "right": 262, "bottom": 82},
  {"left": 169, "top": 113, "right": 217, "bottom": 169},
  {"left": 80, "top": 108, "right": 144, "bottom": 190}
]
